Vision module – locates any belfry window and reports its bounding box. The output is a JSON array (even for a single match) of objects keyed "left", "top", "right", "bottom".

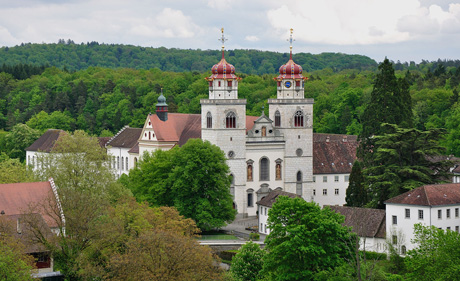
[
  {"left": 294, "top": 110, "right": 304, "bottom": 127},
  {"left": 275, "top": 111, "right": 281, "bottom": 127},
  {"left": 206, "top": 112, "right": 212, "bottom": 128},
  {"left": 260, "top": 157, "right": 269, "bottom": 181},
  {"left": 226, "top": 112, "right": 236, "bottom": 128}
]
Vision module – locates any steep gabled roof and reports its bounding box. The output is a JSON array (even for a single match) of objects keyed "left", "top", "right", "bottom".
[
  {"left": 313, "top": 133, "right": 358, "bottom": 174},
  {"left": 256, "top": 190, "right": 301, "bottom": 208},
  {"left": 327, "top": 206, "right": 386, "bottom": 238},
  {"left": 148, "top": 113, "right": 202, "bottom": 145},
  {"left": 246, "top": 116, "right": 258, "bottom": 131},
  {"left": 26, "top": 129, "right": 65, "bottom": 152},
  {"left": 385, "top": 183, "right": 460, "bottom": 206},
  {"left": 106, "top": 126, "right": 142, "bottom": 148},
  {"left": 0, "top": 181, "right": 60, "bottom": 228}
]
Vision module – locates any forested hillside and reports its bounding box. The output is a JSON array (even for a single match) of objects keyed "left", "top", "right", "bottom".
[
  {"left": 1, "top": 43, "right": 460, "bottom": 156},
  {"left": 0, "top": 41, "right": 377, "bottom": 73}
]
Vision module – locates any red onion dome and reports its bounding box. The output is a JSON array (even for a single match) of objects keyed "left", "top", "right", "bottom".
[
  {"left": 207, "top": 53, "right": 240, "bottom": 81},
  {"left": 275, "top": 58, "right": 307, "bottom": 80}
]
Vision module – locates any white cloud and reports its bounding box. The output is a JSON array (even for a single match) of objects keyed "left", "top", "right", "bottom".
[
  {"left": 207, "top": 0, "right": 235, "bottom": 11},
  {"left": 245, "top": 35, "right": 259, "bottom": 42},
  {"left": 266, "top": 0, "right": 431, "bottom": 45}
]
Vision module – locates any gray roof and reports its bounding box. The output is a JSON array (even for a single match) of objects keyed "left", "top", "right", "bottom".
[
  {"left": 256, "top": 190, "right": 301, "bottom": 208},
  {"left": 327, "top": 205, "right": 386, "bottom": 238}
]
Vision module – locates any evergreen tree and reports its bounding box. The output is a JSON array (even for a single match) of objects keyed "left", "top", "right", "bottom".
[
  {"left": 345, "top": 161, "right": 367, "bottom": 207},
  {"left": 358, "top": 58, "right": 413, "bottom": 164}
]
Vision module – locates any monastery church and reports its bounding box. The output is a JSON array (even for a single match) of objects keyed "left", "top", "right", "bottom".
[{"left": 27, "top": 30, "right": 357, "bottom": 217}]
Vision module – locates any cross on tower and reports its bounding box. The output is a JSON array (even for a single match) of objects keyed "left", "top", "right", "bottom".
[
  {"left": 219, "top": 28, "right": 228, "bottom": 51},
  {"left": 287, "top": 28, "right": 295, "bottom": 59}
]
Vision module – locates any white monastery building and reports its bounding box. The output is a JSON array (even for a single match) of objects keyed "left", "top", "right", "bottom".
[
  {"left": 385, "top": 183, "right": 460, "bottom": 253},
  {"left": 27, "top": 30, "right": 357, "bottom": 218}
]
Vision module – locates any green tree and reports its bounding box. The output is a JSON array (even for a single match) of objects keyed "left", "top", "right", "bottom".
[
  {"left": 366, "top": 124, "right": 451, "bottom": 208},
  {"left": 230, "top": 241, "right": 265, "bottom": 281},
  {"left": 345, "top": 161, "right": 367, "bottom": 207},
  {"left": 0, "top": 236, "right": 35, "bottom": 281},
  {"left": 263, "top": 196, "right": 354, "bottom": 280},
  {"left": 359, "top": 58, "right": 413, "bottom": 164},
  {"left": 0, "top": 153, "right": 35, "bottom": 183},
  {"left": 4, "top": 123, "right": 41, "bottom": 162},
  {"left": 405, "top": 224, "right": 460, "bottom": 281},
  {"left": 31, "top": 130, "right": 130, "bottom": 279},
  {"left": 125, "top": 139, "right": 236, "bottom": 231}
]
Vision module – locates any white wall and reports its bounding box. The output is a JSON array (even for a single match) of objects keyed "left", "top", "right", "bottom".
[
  {"left": 257, "top": 205, "right": 271, "bottom": 235},
  {"left": 311, "top": 173, "right": 349, "bottom": 207}
]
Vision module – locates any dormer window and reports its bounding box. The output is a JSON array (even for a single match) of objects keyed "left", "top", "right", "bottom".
[{"left": 261, "top": 126, "right": 266, "bottom": 137}]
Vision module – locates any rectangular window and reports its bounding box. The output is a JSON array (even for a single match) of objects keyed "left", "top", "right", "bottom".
[
  {"left": 228, "top": 81, "right": 232, "bottom": 87},
  {"left": 447, "top": 227, "right": 451, "bottom": 230},
  {"left": 392, "top": 215, "right": 397, "bottom": 225},
  {"left": 418, "top": 210, "right": 424, "bottom": 220},
  {"left": 456, "top": 208, "right": 459, "bottom": 218},
  {"left": 295, "top": 80, "right": 300, "bottom": 87},
  {"left": 126, "top": 157, "right": 128, "bottom": 170},
  {"left": 335, "top": 188, "right": 339, "bottom": 195},
  {"left": 392, "top": 235, "right": 398, "bottom": 245},
  {"left": 447, "top": 209, "right": 451, "bottom": 218},
  {"left": 438, "top": 210, "right": 442, "bottom": 219},
  {"left": 313, "top": 176, "right": 316, "bottom": 182},
  {"left": 121, "top": 157, "right": 124, "bottom": 170},
  {"left": 260, "top": 223, "right": 263, "bottom": 231},
  {"left": 345, "top": 175, "right": 349, "bottom": 182},
  {"left": 323, "top": 176, "right": 327, "bottom": 183},
  {"left": 405, "top": 209, "right": 410, "bottom": 219},
  {"left": 334, "top": 176, "right": 339, "bottom": 182},
  {"left": 313, "top": 189, "right": 316, "bottom": 196},
  {"left": 456, "top": 226, "right": 459, "bottom": 233},
  {"left": 323, "top": 189, "right": 327, "bottom": 195}
]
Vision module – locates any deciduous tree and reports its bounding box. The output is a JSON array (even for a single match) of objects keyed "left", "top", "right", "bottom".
[
  {"left": 263, "top": 196, "right": 354, "bottom": 280},
  {"left": 230, "top": 241, "right": 265, "bottom": 281}
]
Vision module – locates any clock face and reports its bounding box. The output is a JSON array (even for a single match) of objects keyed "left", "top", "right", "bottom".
[{"left": 285, "top": 81, "right": 291, "bottom": 88}]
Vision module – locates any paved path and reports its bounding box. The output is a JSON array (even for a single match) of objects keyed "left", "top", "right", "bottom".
[{"left": 220, "top": 216, "right": 267, "bottom": 242}]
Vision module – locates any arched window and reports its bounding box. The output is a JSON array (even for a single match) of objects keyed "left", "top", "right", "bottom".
[
  {"left": 230, "top": 174, "right": 235, "bottom": 197},
  {"left": 206, "top": 112, "right": 212, "bottom": 128},
  {"left": 134, "top": 157, "right": 138, "bottom": 167},
  {"left": 226, "top": 112, "right": 236, "bottom": 128},
  {"left": 294, "top": 110, "right": 304, "bottom": 127},
  {"left": 260, "top": 157, "right": 269, "bottom": 181},
  {"left": 296, "top": 171, "right": 302, "bottom": 196},
  {"left": 117, "top": 156, "right": 120, "bottom": 169},
  {"left": 275, "top": 110, "right": 281, "bottom": 127},
  {"left": 401, "top": 245, "right": 406, "bottom": 255},
  {"left": 121, "top": 157, "right": 124, "bottom": 170},
  {"left": 247, "top": 189, "right": 254, "bottom": 207},
  {"left": 126, "top": 157, "right": 128, "bottom": 170}
]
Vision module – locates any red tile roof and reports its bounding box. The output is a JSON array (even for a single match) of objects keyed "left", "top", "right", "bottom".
[
  {"left": 385, "top": 183, "right": 460, "bottom": 206},
  {"left": 148, "top": 113, "right": 202, "bottom": 145},
  {"left": 246, "top": 116, "right": 258, "bottom": 131},
  {"left": 0, "top": 181, "right": 59, "bottom": 228},
  {"left": 327, "top": 206, "right": 386, "bottom": 238},
  {"left": 313, "top": 133, "right": 358, "bottom": 174},
  {"left": 26, "top": 129, "right": 65, "bottom": 152}
]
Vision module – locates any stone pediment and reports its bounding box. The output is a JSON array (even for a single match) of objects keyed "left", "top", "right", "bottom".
[{"left": 247, "top": 113, "right": 282, "bottom": 139}]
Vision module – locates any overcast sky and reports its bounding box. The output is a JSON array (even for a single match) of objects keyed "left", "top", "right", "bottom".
[{"left": 1, "top": 0, "right": 459, "bottom": 63}]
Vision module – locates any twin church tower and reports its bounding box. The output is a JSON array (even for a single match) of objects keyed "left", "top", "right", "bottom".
[{"left": 200, "top": 29, "right": 313, "bottom": 217}]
